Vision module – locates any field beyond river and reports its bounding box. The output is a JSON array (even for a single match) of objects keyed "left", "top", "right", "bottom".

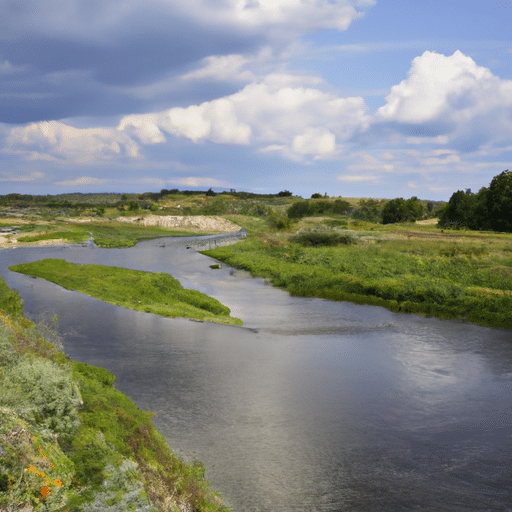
[{"left": 1, "top": 190, "right": 511, "bottom": 331}]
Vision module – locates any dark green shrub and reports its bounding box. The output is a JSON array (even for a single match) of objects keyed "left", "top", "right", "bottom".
[
  {"left": 287, "top": 201, "right": 312, "bottom": 219},
  {"left": 290, "top": 231, "right": 355, "bottom": 247}
]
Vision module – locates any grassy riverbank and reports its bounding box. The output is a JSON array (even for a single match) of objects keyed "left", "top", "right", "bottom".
[
  {"left": 202, "top": 218, "right": 512, "bottom": 330},
  {"left": 0, "top": 277, "right": 230, "bottom": 512},
  {"left": 9, "top": 259, "right": 242, "bottom": 326}
]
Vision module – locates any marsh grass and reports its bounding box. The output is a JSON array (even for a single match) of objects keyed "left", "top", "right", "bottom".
[
  {"left": 9, "top": 259, "right": 242, "bottom": 325},
  {"left": 203, "top": 226, "right": 512, "bottom": 330}
]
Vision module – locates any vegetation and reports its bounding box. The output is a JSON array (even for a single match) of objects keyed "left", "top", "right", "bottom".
[
  {"left": 202, "top": 220, "right": 512, "bottom": 330},
  {"left": 9, "top": 259, "right": 242, "bottom": 325},
  {"left": 14, "top": 221, "right": 210, "bottom": 248},
  {"left": 438, "top": 170, "right": 512, "bottom": 231},
  {"left": 0, "top": 277, "right": 230, "bottom": 511}
]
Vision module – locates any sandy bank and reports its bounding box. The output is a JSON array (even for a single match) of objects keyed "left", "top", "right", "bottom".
[{"left": 114, "top": 215, "right": 241, "bottom": 232}]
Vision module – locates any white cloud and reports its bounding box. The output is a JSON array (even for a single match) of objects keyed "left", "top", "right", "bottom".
[
  {"left": 374, "top": 50, "right": 512, "bottom": 149},
  {"left": 0, "top": 60, "right": 28, "bottom": 75},
  {"left": 6, "top": 121, "right": 141, "bottom": 164},
  {"left": 56, "top": 176, "right": 108, "bottom": 187},
  {"left": 168, "top": 177, "right": 230, "bottom": 188},
  {"left": 337, "top": 174, "right": 379, "bottom": 182},
  {"left": 118, "top": 73, "right": 368, "bottom": 159},
  {"left": 292, "top": 127, "right": 335, "bottom": 156},
  {"left": 0, "top": 171, "right": 44, "bottom": 182}
]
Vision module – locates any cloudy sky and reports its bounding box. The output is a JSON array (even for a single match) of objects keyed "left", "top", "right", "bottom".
[{"left": 1, "top": 0, "right": 511, "bottom": 199}]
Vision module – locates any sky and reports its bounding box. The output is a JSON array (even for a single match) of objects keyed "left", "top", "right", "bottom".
[{"left": 1, "top": 0, "right": 511, "bottom": 200}]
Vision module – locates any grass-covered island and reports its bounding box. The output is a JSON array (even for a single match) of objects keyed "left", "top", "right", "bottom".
[
  {"left": 0, "top": 277, "right": 231, "bottom": 511},
  {"left": 9, "top": 259, "right": 242, "bottom": 326}
]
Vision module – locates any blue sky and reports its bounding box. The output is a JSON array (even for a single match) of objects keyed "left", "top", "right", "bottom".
[{"left": 1, "top": 0, "right": 511, "bottom": 200}]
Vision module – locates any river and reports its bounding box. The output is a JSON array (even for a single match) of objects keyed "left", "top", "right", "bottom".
[{"left": 1, "top": 236, "right": 512, "bottom": 511}]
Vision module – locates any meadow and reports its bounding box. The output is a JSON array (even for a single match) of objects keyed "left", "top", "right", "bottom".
[
  {"left": 203, "top": 218, "right": 512, "bottom": 331},
  {"left": 9, "top": 259, "right": 243, "bottom": 326}
]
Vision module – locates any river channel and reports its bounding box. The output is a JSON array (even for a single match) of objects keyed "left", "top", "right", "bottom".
[{"left": 1, "top": 236, "right": 512, "bottom": 511}]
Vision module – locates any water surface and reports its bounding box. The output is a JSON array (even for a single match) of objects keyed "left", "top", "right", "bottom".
[{"left": 1, "top": 238, "right": 511, "bottom": 511}]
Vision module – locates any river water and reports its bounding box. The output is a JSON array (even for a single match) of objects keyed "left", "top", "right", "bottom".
[{"left": 1, "top": 237, "right": 512, "bottom": 511}]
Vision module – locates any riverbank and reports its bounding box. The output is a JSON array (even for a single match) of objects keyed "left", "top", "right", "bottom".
[
  {"left": 0, "top": 215, "right": 241, "bottom": 249},
  {"left": 0, "top": 276, "right": 231, "bottom": 511},
  {"left": 9, "top": 259, "right": 243, "bottom": 326},
  {"left": 202, "top": 217, "right": 512, "bottom": 331}
]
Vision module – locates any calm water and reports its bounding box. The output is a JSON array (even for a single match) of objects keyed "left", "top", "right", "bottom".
[{"left": 1, "top": 238, "right": 512, "bottom": 511}]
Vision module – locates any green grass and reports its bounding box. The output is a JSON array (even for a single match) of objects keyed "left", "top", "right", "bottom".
[
  {"left": 202, "top": 225, "right": 512, "bottom": 330},
  {"left": 15, "top": 221, "right": 211, "bottom": 248},
  {"left": 9, "top": 259, "right": 242, "bottom": 326}
]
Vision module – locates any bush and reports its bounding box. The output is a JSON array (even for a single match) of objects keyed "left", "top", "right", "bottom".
[
  {"left": 287, "top": 201, "right": 312, "bottom": 219},
  {"left": 267, "top": 209, "right": 292, "bottom": 230},
  {"left": 290, "top": 231, "right": 355, "bottom": 247},
  {"left": 0, "top": 358, "right": 82, "bottom": 444}
]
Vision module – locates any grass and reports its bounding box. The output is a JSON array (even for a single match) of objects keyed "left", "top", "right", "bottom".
[
  {"left": 0, "top": 278, "right": 231, "bottom": 511},
  {"left": 202, "top": 216, "right": 512, "bottom": 330},
  {"left": 9, "top": 259, "right": 243, "bottom": 326},
  {"left": 15, "top": 220, "right": 211, "bottom": 248}
]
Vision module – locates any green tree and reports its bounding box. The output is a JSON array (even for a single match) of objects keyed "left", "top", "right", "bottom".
[
  {"left": 438, "top": 190, "right": 475, "bottom": 228},
  {"left": 382, "top": 198, "right": 408, "bottom": 224},
  {"left": 487, "top": 170, "right": 512, "bottom": 232}
]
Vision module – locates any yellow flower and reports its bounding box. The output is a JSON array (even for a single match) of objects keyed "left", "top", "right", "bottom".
[
  {"left": 54, "top": 479, "right": 63, "bottom": 487},
  {"left": 26, "top": 465, "right": 37, "bottom": 473}
]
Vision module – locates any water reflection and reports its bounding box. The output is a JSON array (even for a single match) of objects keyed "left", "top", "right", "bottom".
[{"left": 1, "top": 240, "right": 512, "bottom": 511}]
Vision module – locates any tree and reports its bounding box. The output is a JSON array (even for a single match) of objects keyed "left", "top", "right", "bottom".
[
  {"left": 438, "top": 191, "right": 474, "bottom": 228},
  {"left": 487, "top": 170, "right": 512, "bottom": 232},
  {"left": 277, "top": 190, "right": 292, "bottom": 197},
  {"left": 382, "top": 198, "right": 408, "bottom": 224},
  {"left": 205, "top": 188, "right": 216, "bottom": 196}
]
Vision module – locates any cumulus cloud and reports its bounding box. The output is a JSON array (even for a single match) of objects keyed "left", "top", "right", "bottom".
[
  {"left": 5, "top": 121, "right": 141, "bottom": 164},
  {"left": 373, "top": 50, "right": 512, "bottom": 149},
  {"left": 118, "top": 73, "right": 368, "bottom": 159}
]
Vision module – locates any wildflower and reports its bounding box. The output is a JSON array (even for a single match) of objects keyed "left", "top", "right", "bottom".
[
  {"left": 40, "top": 485, "right": 51, "bottom": 498},
  {"left": 26, "top": 465, "right": 37, "bottom": 473},
  {"left": 54, "top": 479, "right": 63, "bottom": 487}
]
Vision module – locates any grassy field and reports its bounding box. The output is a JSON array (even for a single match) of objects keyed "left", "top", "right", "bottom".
[
  {"left": 9, "top": 259, "right": 243, "bottom": 326},
  {"left": 202, "top": 216, "right": 512, "bottom": 331},
  {"left": 0, "top": 278, "right": 230, "bottom": 512}
]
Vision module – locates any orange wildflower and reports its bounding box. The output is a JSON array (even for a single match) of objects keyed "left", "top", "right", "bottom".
[
  {"left": 54, "top": 479, "right": 63, "bottom": 487},
  {"left": 40, "top": 485, "right": 51, "bottom": 498},
  {"left": 26, "top": 465, "right": 37, "bottom": 473}
]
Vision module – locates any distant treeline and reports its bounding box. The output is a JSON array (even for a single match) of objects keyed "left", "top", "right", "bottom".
[
  {"left": 438, "top": 170, "right": 512, "bottom": 232},
  {"left": 0, "top": 189, "right": 295, "bottom": 209},
  {"left": 286, "top": 196, "right": 441, "bottom": 224}
]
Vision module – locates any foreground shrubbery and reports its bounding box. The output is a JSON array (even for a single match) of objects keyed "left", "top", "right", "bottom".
[
  {"left": 0, "top": 279, "right": 230, "bottom": 511},
  {"left": 203, "top": 234, "right": 512, "bottom": 330}
]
